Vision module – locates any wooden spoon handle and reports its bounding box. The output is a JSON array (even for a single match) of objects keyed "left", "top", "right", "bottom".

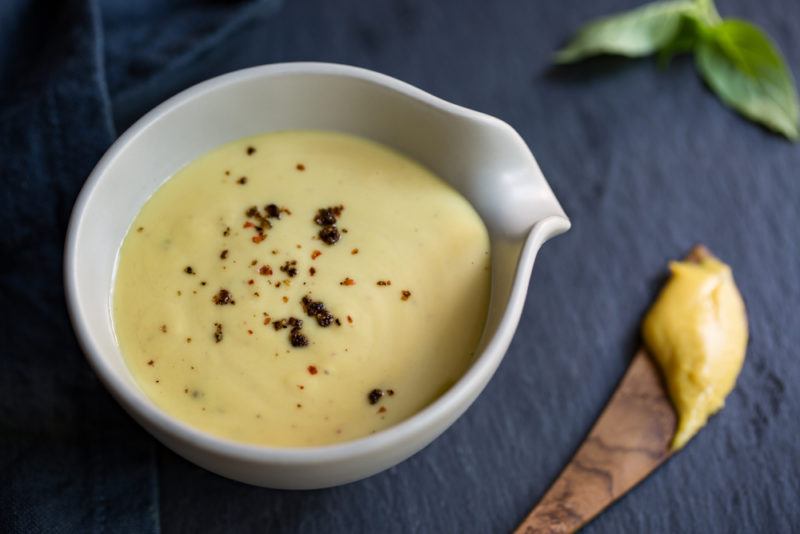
[{"left": 514, "top": 349, "right": 676, "bottom": 534}]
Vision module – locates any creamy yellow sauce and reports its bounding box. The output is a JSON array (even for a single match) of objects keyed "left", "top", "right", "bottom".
[
  {"left": 113, "top": 131, "right": 490, "bottom": 447},
  {"left": 642, "top": 248, "right": 748, "bottom": 450}
]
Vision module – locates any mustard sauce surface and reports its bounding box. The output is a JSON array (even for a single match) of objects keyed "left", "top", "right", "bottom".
[
  {"left": 114, "top": 131, "right": 491, "bottom": 446},
  {"left": 642, "top": 251, "right": 748, "bottom": 450}
]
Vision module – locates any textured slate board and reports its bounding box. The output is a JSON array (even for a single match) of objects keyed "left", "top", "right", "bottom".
[
  {"left": 156, "top": 1, "right": 800, "bottom": 532},
  {"left": 2, "top": 0, "right": 798, "bottom": 532}
]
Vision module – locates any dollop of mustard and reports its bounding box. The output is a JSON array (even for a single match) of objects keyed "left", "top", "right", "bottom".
[{"left": 642, "top": 250, "right": 748, "bottom": 450}]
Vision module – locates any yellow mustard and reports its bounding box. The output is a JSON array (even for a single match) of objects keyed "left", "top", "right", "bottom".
[
  {"left": 642, "top": 249, "right": 748, "bottom": 450},
  {"left": 113, "top": 131, "right": 491, "bottom": 447}
]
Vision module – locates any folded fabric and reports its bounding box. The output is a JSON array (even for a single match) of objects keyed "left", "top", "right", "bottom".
[{"left": 0, "top": 1, "right": 282, "bottom": 531}]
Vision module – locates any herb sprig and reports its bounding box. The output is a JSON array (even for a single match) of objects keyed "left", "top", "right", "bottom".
[{"left": 557, "top": 0, "right": 799, "bottom": 140}]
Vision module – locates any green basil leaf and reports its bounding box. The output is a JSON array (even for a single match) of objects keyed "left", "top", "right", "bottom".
[
  {"left": 696, "top": 19, "right": 799, "bottom": 140},
  {"left": 555, "top": 1, "right": 700, "bottom": 64},
  {"left": 692, "top": 0, "right": 721, "bottom": 25},
  {"left": 657, "top": 15, "right": 702, "bottom": 67}
]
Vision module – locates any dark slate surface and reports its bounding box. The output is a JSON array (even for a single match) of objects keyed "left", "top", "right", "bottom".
[{"left": 1, "top": 0, "right": 798, "bottom": 532}]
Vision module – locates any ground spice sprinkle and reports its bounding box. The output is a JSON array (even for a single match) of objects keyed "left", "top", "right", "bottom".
[
  {"left": 368, "top": 389, "right": 384, "bottom": 405},
  {"left": 280, "top": 260, "right": 298, "bottom": 277},
  {"left": 212, "top": 289, "right": 235, "bottom": 305}
]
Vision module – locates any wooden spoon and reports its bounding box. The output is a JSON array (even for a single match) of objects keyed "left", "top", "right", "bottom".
[{"left": 514, "top": 246, "right": 711, "bottom": 533}]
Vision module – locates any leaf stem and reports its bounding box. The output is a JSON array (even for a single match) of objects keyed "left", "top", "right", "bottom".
[{"left": 695, "top": 0, "right": 721, "bottom": 26}]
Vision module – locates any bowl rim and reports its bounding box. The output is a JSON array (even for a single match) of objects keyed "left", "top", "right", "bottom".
[{"left": 64, "top": 62, "right": 569, "bottom": 464}]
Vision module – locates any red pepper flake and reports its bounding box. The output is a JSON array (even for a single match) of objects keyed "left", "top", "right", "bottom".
[
  {"left": 346, "top": 315, "right": 353, "bottom": 324},
  {"left": 252, "top": 235, "right": 266, "bottom": 244},
  {"left": 237, "top": 176, "right": 248, "bottom": 185},
  {"left": 351, "top": 248, "right": 359, "bottom": 255},
  {"left": 340, "top": 277, "right": 356, "bottom": 286},
  {"left": 263, "top": 316, "right": 271, "bottom": 325},
  {"left": 246, "top": 146, "right": 256, "bottom": 155},
  {"left": 378, "top": 406, "right": 387, "bottom": 413},
  {"left": 247, "top": 329, "right": 253, "bottom": 335},
  {"left": 308, "top": 365, "right": 318, "bottom": 375},
  {"left": 401, "top": 290, "right": 411, "bottom": 301},
  {"left": 377, "top": 280, "right": 391, "bottom": 286},
  {"left": 309, "top": 267, "right": 316, "bottom": 276},
  {"left": 147, "top": 359, "right": 154, "bottom": 366},
  {"left": 245, "top": 206, "right": 274, "bottom": 239},
  {"left": 259, "top": 265, "right": 273, "bottom": 276},
  {"left": 282, "top": 296, "right": 289, "bottom": 303},
  {"left": 248, "top": 279, "right": 255, "bottom": 285},
  {"left": 243, "top": 221, "right": 254, "bottom": 228},
  {"left": 311, "top": 250, "right": 322, "bottom": 260},
  {"left": 296, "top": 163, "right": 305, "bottom": 171}
]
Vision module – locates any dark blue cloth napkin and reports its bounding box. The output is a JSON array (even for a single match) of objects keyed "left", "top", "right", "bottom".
[
  {"left": 2, "top": 0, "right": 800, "bottom": 532},
  {"left": 0, "top": 1, "right": 281, "bottom": 532}
]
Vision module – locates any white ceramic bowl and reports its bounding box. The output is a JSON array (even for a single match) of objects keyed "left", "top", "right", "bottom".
[{"left": 65, "top": 62, "right": 569, "bottom": 489}]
